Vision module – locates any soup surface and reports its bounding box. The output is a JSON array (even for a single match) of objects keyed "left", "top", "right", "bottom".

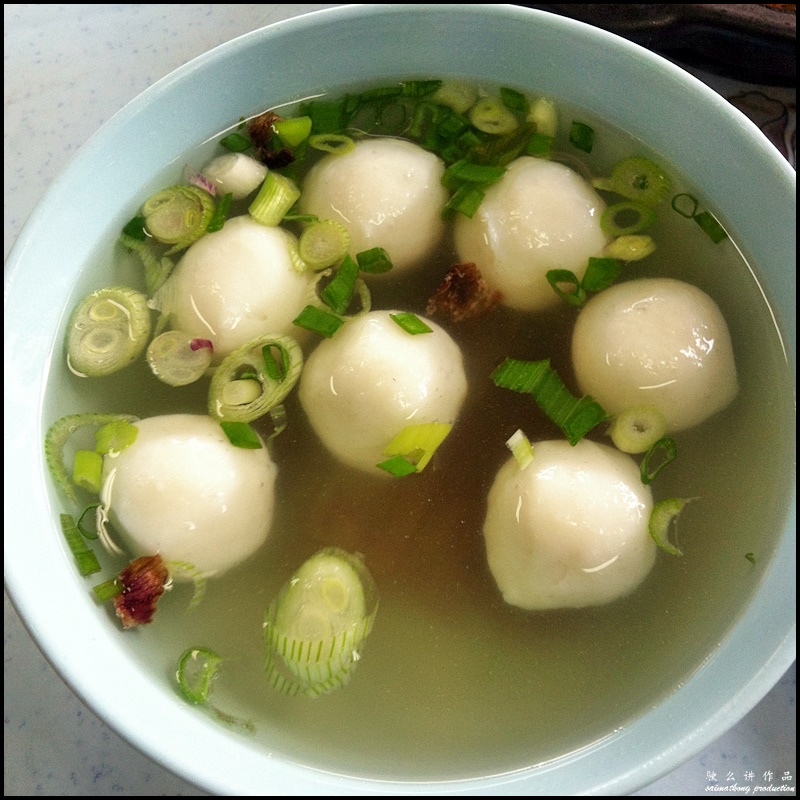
[{"left": 45, "top": 79, "right": 794, "bottom": 780}]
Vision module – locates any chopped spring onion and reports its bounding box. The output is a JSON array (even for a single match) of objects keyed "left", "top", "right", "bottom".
[
  {"left": 94, "top": 420, "right": 138, "bottom": 455},
  {"left": 209, "top": 333, "right": 302, "bottom": 423},
  {"left": 142, "top": 185, "right": 215, "bottom": 251},
  {"left": 298, "top": 219, "right": 350, "bottom": 271},
  {"left": 146, "top": 330, "right": 214, "bottom": 386},
  {"left": 581, "top": 257, "right": 622, "bottom": 293},
  {"left": 45, "top": 413, "right": 139, "bottom": 502},
  {"left": 491, "top": 358, "right": 608, "bottom": 446},
  {"left": 92, "top": 577, "right": 123, "bottom": 602},
  {"left": 272, "top": 115, "right": 313, "bottom": 148},
  {"left": 355, "top": 247, "right": 393, "bottom": 274},
  {"left": 165, "top": 561, "right": 209, "bottom": 609},
  {"left": 263, "top": 548, "right": 379, "bottom": 698},
  {"left": 593, "top": 157, "right": 671, "bottom": 206},
  {"left": 604, "top": 234, "right": 656, "bottom": 261},
  {"left": 640, "top": 437, "right": 678, "bottom": 484},
  {"left": 60, "top": 513, "right": 102, "bottom": 576},
  {"left": 500, "top": 87, "right": 529, "bottom": 114},
  {"left": 389, "top": 313, "right": 433, "bottom": 335},
  {"left": 206, "top": 191, "right": 233, "bottom": 233},
  {"left": 649, "top": 498, "right": 692, "bottom": 556},
  {"left": 671, "top": 193, "right": 699, "bottom": 218},
  {"left": 401, "top": 79, "right": 443, "bottom": 98},
  {"left": 442, "top": 159, "right": 506, "bottom": 189},
  {"left": 293, "top": 305, "right": 345, "bottom": 338},
  {"left": 526, "top": 133, "right": 554, "bottom": 158},
  {"left": 77, "top": 503, "right": 101, "bottom": 539},
  {"left": 308, "top": 133, "right": 355, "bottom": 155},
  {"left": 694, "top": 210, "right": 729, "bottom": 243},
  {"left": 178, "top": 648, "right": 223, "bottom": 704},
  {"left": 546, "top": 270, "right": 586, "bottom": 307},
  {"left": 608, "top": 405, "right": 667, "bottom": 454},
  {"left": 469, "top": 96, "right": 519, "bottom": 135},
  {"left": 506, "top": 429, "right": 535, "bottom": 470},
  {"left": 249, "top": 171, "right": 301, "bottom": 226},
  {"left": 321, "top": 254, "right": 359, "bottom": 315},
  {"left": 431, "top": 81, "right": 478, "bottom": 114},
  {"left": 118, "top": 233, "right": 175, "bottom": 296},
  {"left": 745, "top": 552, "right": 756, "bottom": 565},
  {"left": 527, "top": 97, "right": 558, "bottom": 137},
  {"left": 122, "top": 215, "right": 147, "bottom": 241},
  {"left": 66, "top": 286, "right": 152, "bottom": 377},
  {"left": 600, "top": 201, "right": 657, "bottom": 236},
  {"left": 220, "top": 132, "right": 251, "bottom": 152},
  {"left": 376, "top": 454, "right": 420, "bottom": 478},
  {"left": 569, "top": 121, "right": 595, "bottom": 153},
  {"left": 306, "top": 268, "right": 372, "bottom": 321},
  {"left": 220, "top": 421, "right": 263, "bottom": 450},
  {"left": 380, "top": 422, "right": 453, "bottom": 473},
  {"left": 442, "top": 183, "right": 485, "bottom": 219},
  {"left": 72, "top": 450, "right": 103, "bottom": 494}
]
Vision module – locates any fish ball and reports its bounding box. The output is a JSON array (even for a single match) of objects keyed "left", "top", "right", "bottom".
[
  {"left": 483, "top": 439, "right": 655, "bottom": 610},
  {"left": 162, "top": 215, "right": 312, "bottom": 360},
  {"left": 299, "top": 310, "right": 467, "bottom": 473},
  {"left": 454, "top": 157, "right": 609, "bottom": 311},
  {"left": 572, "top": 278, "right": 738, "bottom": 432},
  {"left": 101, "top": 414, "right": 277, "bottom": 576},
  {"left": 299, "top": 139, "right": 448, "bottom": 275}
]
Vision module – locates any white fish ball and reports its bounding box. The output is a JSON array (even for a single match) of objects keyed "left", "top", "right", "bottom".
[
  {"left": 164, "top": 215, "right": 312, "bottom": 360},
  {"left": 454, "top": 156, "right": 609, "bottom": 311},
  {"left": 483, "top": 439, "right": 655, "bottom": 610},
  {"left": 299, "top": 310, "right": 467, "bottom": 473},
  {"left": 299, "top": 138, "right": 448, "bottom": 275},
  {"left": 201, "top": 153, "right": 268, "bottom": 200},
  {"left": 101, "top": 415, "right": 277, "bottom": 576},
  {"left": 572, "top": 278, "right": 738, "bottom": 432}
]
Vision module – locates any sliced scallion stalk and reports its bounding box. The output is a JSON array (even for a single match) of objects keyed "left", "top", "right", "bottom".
[
  {"left": 66, "top": 286, "right": 151, "bottom": 377},
  {"left": 292, "top": 305, "right": 345, "bottom": 338},
  {"left": 118, "top": 233, "right": 175, "bottom": 296},
  {"left": 431, "top": 81, "right": 478, "bottom": 115},
  {"left": 178, "top": 648, "right": 223, "bottom": 704},
  {"left": 527, "top": 96, "right": 558, "bottom": 137},
  {"left": 649, "top": 498, "right": 692, "bottom": 556},
  {"left": 355, "top": 247, "right": 393, "bottom": 274},
  {"left": 95, "top": 420, "right": 138, "bottom": 455},
  {"left": 220, "top": 133, "right": 251, "bottom": 152},
  {"left": 60, "top": 513, "right": 102, "bottom": 576},
  {"left": 693, "top": 210, "right": 729, "bottom": 243},
  {"left": 593, "top": 157, "right": 671, "bottom": 206},
  {"left": 491, "top": 358, "right": 608, "bottom": 446},
  {"left": 604, "top": 234, "right": 656, "bottom": 261},
  {"left": 308, "top": 133, "right": 355, "bottom": 155},
  {"left": 569, "top": 121, "right": 595, "bottom": 153},
  {"left": 264, "top": 548, "right": 379, "bottom": 698},
  {"left": 209, "top": 333, "right": 302, "bottom": 422},
  {"left": 600, "top": 201, "right": 657, "bottom": 237},
  {"left": 506, "top": 429, "right": 535, "bottom": 470},
  {"left": 249, "top": 171, "right": 301, "bottom": 226},
  {"left": 146, "top": 330, "right": 214, "bottom": 386},
  {"left": 45, "top": 413, "right": 139, "bottom": 502},
  {"left": 380, "top": 423, "right": 453, "bottom": 473},
  {"left": 500, "top": 87, "right": 529, "bottom": 114},
  {"left": 581, "top": 257, "right": 622, "bottom": 293},
  {"left": 376, "top": 454, "right": 419, "bottom": 477},
  {"left": 546, "top": 269, "right": 586, "bottom": 307},
  {"left": 389, "top": 313, "right": 433, "bottom": 335},
  {"left": 640, "top": 437, "right": 678, "bottom": 484},
  {"left": 298, "top": 219, "right": 350, "bottom": 271},
  {"left": 442, "top": 184, "right": 485, "bottom": 219},
  {"left": 321, "top": 254, "right": 359, "bottom": 315},
  {"left": 72, "top": 450, "right": 103, "bottom": 494},
  {"left": 142, "top": 185, "right": 215, "bottom": 251},
  {"left": 526, "top": 133, "right": 554, "bottom": 158},
  {"left": 469, "top": 96, "right": 519, "bottom": 135},
  {"left": 92, "top": 577, "right": 123, "bottom": 602},
  {"left": 206, "top": 192, "right": 233, "bottom": 233},
  {"left": 219, "top": 421, "right": 263, "bottom": 450},
  {"left": 272, "top": 115, "right": 313, "bottom": 148},
  {"left": 608, "top": 406, "right": 667, "bottom": 454}
]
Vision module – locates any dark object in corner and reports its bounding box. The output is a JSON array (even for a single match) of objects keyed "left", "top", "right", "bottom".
[{"left": 519, "top": 5, "right": 796, "bottom": 86}]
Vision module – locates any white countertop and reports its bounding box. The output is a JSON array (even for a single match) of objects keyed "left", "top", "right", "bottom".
[{"left": 4, "top": 4, "right": 796, "bottom": 796}]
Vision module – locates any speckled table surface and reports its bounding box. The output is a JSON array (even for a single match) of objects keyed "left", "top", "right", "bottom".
[{"left": 4, "top": 4, "right": 796, "bottom": 796}]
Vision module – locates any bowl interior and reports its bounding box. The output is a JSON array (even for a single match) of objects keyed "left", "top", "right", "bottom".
[{"left": 4, "top": 4, "right": 795, "bottom": 795}]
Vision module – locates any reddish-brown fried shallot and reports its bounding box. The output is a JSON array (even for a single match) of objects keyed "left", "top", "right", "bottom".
[
  {"left": 426, "top": 262, "right": 502, "bottom": 322},
  {"left": 247, "top": 111, "right": 295, "bottom": 169},
  {"left": 113, "top": 554, "right": 169, "bottom": 628}
]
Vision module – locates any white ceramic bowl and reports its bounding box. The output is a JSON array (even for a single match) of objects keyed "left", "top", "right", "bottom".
[{"left": 4, "top": 5, "right": 795, "bottom": 795}]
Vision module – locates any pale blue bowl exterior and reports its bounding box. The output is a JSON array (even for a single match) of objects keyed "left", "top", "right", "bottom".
[{"left": 4, "top": 5, "right": 795, "bottom": 795}]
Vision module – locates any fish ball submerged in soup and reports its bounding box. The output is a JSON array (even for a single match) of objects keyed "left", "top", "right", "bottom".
[{"left": 101, "top": 414, "right": 277, "bottom": 576}]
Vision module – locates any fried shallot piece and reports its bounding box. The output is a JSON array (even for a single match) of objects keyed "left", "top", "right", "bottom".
[
  {"left": 113, "top": 554, "right": 169, "bottom": 628},
  {"left": 247, "top": 111, "right": 295, "bottom": 169},
  {"left": 426, "top": 262, "right": 502, "bottom": 322}
]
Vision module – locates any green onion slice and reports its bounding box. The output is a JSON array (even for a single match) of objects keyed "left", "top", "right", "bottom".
[
  {"left": 649, "top": 497, "right": 692, "bottom": 556},
  {"left": 321, "top": 254, "right": 359, "bottom": 315},
  {"left": 671, "top": 193, "right": 700, "bottom": 219},
  {"left": 93, "top": 577, "right": 123, "bottom": 602},
  {"left": 593, "top": 157, "right": 671, "bottom": 206},
  {"left": 60, "top": 513, "right": 102, "bottom": 576},
  {"left": 506, "top": 429, "right": 535, "bottom": 470},
  {"left": 546, "top": 270, "right": 586, "bottom": 307},
  {"left": 77, "top": 503, "right": 101, "bottom": 540},
  {"left": 469, "top": 96, "right": 519, "bottom": 135},
  {"left": 263, "top": 548, "right": 379, "bottom": 698},
  {"left": 165, "top": 561, "right": 209, "bottom": 609},
  {"left": 380, "top": 423, "right": 453, "bottom": 473},
  {"left": 608, "top": 405, "right": 667, "bottom": 454},
  {"left": 376, "top": 454, "right": 420, "bottom": 477},
  {"left": 640, "top": 437, "right": 678, "bottom": 484},
  {"left": 355, "top": 247, "right": 393, "bottom": 274},
  {"left": 293, "top": 305, "right": 345, "bottom": 338},
  {"left": 526, "top": 133, "right": 554, "bottom": 158},
  {"left": 569, "top": 121, "right": 595, "bottom": 153},
  {"left": 178, "top": 648, "right": 223, "bottom": 704},
  {"left": 220, "top": 132, "right": 251, "bottom": 152},
  {"left": 142, "top": 185, "right": 215, "bottom": 252},
  {"left": 66, "top": 286, "right": 152, "bottom": 377},
  {"left": 220, "top": 421, "right": 263, "bottom": 449},
  {"left": 603, "top": 234, "right": 656, "bottom": 262},
  {"left": 581, "top": 257, "right": 622, "bottom": 293},
  {"left": 600, "top": 201, "right": 657, "bottom": 237},
  {"left": 431, "top": 81, "right": 478, "bottom": 115},
  {"left": 94, "top": 420, "right": 138, "bottom": 455},
  {"left": 205, "top": 191, "right": 233, "bottom": 234},
  {"left": 146, "top": 330, "right": 214, "bottom": 387},
  {"left": 308, "top": 133, "right": 355, "bottom": 155},
  {"left": 272, "top": 115, "right": 313, "bottom": 148},
  {"left": 209, "top": 333, "right": 302, "bottom": 423},
  {"left": 298, "top": 219, "right": 350, "bottom": 271},
  {"left": 45, "top": 413, "right": 139, "bottom": 502},
  {"left": 249, "top": 171, "right": 301, "bottom": 226},
  {"left": 72, "top": 450, "right": 103, "bottom": 494},
  {"left": 491, "top": 358, "right": 608, "bottom": 446},
  {"left": 389, "top": 313, "right": 433, "bottom": 335},
  {"left": 693, "top": 211, "right": 729, "bottom": 243},
  {"left": 118, "top": 233, "right": 174, "bottom": 296}
]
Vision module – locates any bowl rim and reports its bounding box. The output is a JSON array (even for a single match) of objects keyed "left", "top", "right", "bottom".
[{"left": 4, "top": 3, "right": 796, "bottom": 795}]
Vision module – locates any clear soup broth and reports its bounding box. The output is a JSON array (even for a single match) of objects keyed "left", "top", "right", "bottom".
[{"left": 44, "top": 78, "right": 795, "bottom": 781}]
